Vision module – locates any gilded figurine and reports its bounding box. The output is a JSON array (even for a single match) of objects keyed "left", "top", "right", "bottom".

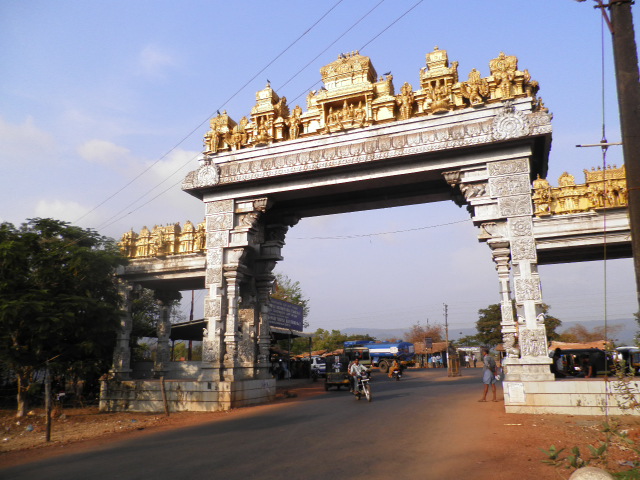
[{"left": 396, "top": 82, "right": 414, "bottom": 120}]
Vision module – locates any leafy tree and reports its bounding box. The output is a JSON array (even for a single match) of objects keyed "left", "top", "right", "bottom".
[
  {"left": 272, "top": 272, "right": 310, "bottom": 327},
  {"left": 475, "top": 304, "right": 505, "bottom": 347},
  {"left": 475, "top": 302, "right": 562, "bottom": 347},
  {"left": 0, "top": 218, "right": 126, "bottom": 416},
  {"left": 405, "top": 322, "right": 445, "bottom": 345}
]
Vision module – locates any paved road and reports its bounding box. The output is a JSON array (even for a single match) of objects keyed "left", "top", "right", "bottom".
[{"left": 1, "top": 368, "right": 505, "bottom": 480}]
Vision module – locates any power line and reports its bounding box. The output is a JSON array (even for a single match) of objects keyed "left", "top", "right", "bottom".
[
  {"left": 76, "top": 1, "right": 345, "bottom": 228},
  {"left": 293, "top": 219, "right": 469, "bottom": 240}
]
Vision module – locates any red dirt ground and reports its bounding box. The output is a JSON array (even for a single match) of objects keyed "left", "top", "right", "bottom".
[{"left": 1, "top": 381, "right": 639, "bottom": 478}]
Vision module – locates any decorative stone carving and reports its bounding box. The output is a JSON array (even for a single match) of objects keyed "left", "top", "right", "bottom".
[
  {"left": 196, "top": 163, "right": 220, "bottom": 187},
  {"left": 503, "top": 332, "right": 520, "bottom": 358},
  {"left": 208, "top": 213, "right": 233, "bottom": 231},
  {"left": 498, "top": 195, "right": 533, "bottom": 217},
  {"left": 515, "top": 278, "right": 542, "bottom": 302},
  {"left": 511, "top": 237, "right": 537, "bottom": 262},
  {"left": 460, "top": 182, "right": 487, "bottom": 199},
  {"left": 492, "top": 102, "right": 531, "bottom": 140},
  {"left": 519, "top": 328, "right": 548, "bottom": 357},
  {"left": 207, "top": 199, "right": 234, "bottom": 215},
  {"left": 207, "top": 231, "right": 228, "bottom": 248},
  {"left": 204, "top": 298, "right": 222, "bottom": 317},
  {"left": 487, "top": 158, "right": 529, "bottom": 177},
  {"left": 202, "top": 339, "right": 218, "bottom": 362},
  {"left": 489, "top": 174, "right": 531, "bottom": 197},
  {"left": 508, "top": 217, "right": 533, "bottom": 237}
]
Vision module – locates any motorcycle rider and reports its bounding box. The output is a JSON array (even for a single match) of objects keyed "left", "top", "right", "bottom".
[
  {"left": 388, "top": 359, "right": 401, "bottom": 378},
  {"left": 349, "top": 357, "right": 369, "bottom": 395}
]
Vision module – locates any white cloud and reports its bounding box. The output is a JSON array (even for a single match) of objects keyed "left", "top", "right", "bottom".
[
  {"left": 34, "top": 199, "right": 99, "bottom": 228},
  {"left": 137, "top": 45, "right": 178, "bottom": 79},
  {"left": 0, "top": 115, "right": 56, "bottom": 165},
  {"left": 77, "top": 139, "right": 131, "bottom": 167}
]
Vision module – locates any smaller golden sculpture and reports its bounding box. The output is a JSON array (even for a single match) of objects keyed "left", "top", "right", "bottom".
[
  {"left": 119, "top": 221, "right": 206, "bottom": 259},
  {"left": 396, "top": 82, "right": 415, "bottom": 120},
  {"left": 532, "top": 165, "right": 628, "bottom": 216},
  {"left": 460, "top": 68, "right": 489, "bottom": 106}
]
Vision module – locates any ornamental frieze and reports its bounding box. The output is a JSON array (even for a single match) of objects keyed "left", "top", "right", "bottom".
[
  {"left": 515, "top": 278, "right": 542, "bottom": 302},
  {"left": 207, "top": 247, "right": 223, "bottom": 267},
  {"left": 511, "top": 237, "right": 537, "bottom": 262},
  {"left": 498, "top": 194, "right": 533, "bottom": 217},
  {"left": 202, "top": 339, "right": 219, "bottom": 363},
  {"left": 489, "top": 173, "right": 531, "bottom": 197},
  {"left": 519, "top": 328, "right": 548, "bottom": 357},
  {"left": 487, "top": 158, "right": 529, "bottom": 177},
  {"left": 206, "top": 267, "right": 223, "bottom": 286}
]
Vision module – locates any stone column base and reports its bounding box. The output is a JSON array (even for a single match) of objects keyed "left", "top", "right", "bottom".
[{"left": 503, "top": 356, "right": 554, "bottom": 381}]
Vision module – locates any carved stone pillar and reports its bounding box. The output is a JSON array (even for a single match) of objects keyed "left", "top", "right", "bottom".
[
  {"left": 154, "top": 289, "right": 180, "bottom": 378},
  {"left": 487, "top": 158, "right": 553, "bottom": 381},
  {"left": 222, "top": 268, "right": 242, "bottom": 380},
  {"left": 488, "top": 238, "right": 520, "bottom": 362},
  {"left": 110, "top": 282, "right": 135, "bottom": 379},
  {"left": 200, "top": 199, "right": 234, "bottom": 382}
]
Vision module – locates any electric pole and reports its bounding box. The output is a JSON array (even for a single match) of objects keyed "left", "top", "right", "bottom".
[
  {"left": 607, "top": 0, "right": 640, "bottom": 313},
  {"left": 583, "top": 0, "right": 640, "bottom": 312}
]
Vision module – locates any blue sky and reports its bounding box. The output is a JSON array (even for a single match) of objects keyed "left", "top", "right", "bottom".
[{"left": 1, "top": 0, "right": 637, "bottom": 339}]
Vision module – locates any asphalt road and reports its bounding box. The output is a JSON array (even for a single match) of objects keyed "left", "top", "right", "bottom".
[{"left": 1, "top": 368, "right": 503, "bottom": 480}]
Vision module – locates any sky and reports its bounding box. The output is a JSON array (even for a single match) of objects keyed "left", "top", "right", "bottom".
[{"left": 1, "top": 0, "right": 638, "bottom": 341}]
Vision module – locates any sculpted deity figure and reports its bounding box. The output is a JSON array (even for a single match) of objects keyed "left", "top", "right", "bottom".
[
  {"left": 490, "top": 52, "right": 517, "bottom": 99},
  {"left": 425, "top": 81, "right": 451, "bottom": 113},
  {"left": 226, "top": 117, "right": 249, "bottom": 150},
  {"left": 119, "top": 229, "right": 138, "bottom": 257},
  {"left": 532, "top": 175, "right": 552, "bottom": 215},
  {"left": 461, "top": 68, "right": 488, "bottom": 105},
  {"left": 137, "top": 226, "right": 151, "bottom": 257},
  {"left": 396, "top": 82, "right": 414, "bottom": 120},
  {"left": 179, "top": 220, "right": 196, "bottom": 253},
  {"left": 204, "top": 116, "right": 222, "bottom": 153},
  {"left": 195, "top": 223, "right": 206, "bottom": 252},
  {"left": 354, "top": 101, "right": 366, "bottom": 125},
  {"left": 287, "top": 105, "right": 303, "bottom": 139}
]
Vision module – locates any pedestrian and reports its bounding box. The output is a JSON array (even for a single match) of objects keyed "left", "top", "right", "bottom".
[
  {"left": 464, "top": 353, "right": 470, "bottom": 368},
  {"left": 479, "top": 347, "right": 497, "bottom": 402},
  {"left": 471, "top": 353, "right": 477, "bottom": 368}
]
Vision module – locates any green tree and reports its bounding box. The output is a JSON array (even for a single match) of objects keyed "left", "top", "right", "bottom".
[
  {"left": 475, "top": 304, "right": 504, "bottom": 347},
  {"left": 0, "top": 218, "right": 126, "bottom": 416},
  {"left": 272, "top": 272, "right": 310, "bottom": 327},
  {"left": 475, "top": 302, "right": 562, "bottom": 347}
]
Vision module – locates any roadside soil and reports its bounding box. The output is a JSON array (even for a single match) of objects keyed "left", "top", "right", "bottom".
[{"left": 1, "top": 378, "right": 639, "bottom": 478}]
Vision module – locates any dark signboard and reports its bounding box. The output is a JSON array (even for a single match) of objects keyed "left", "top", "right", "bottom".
[
  {"left": 268, "top": 298, "right": 304, "bottom": 331},
  {"left": 425, "top": 337, "right": 433, "bottom": 349}
]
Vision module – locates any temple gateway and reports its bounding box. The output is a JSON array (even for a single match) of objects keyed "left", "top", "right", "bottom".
[{"left": 101, "top": 47, "right": 635, "bottom": 415}]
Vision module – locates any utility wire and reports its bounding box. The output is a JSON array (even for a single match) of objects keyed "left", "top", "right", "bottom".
[
  {"left": 93, "top": 0, "right": 426, "bottom": 232},
  {"left": 294, "top": 219, "right": 468, "bottom": 240},
  {"left": 75, "top": 0, "right": 344, "bottom": 227}
]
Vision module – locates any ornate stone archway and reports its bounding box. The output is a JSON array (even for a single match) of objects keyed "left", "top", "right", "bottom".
[{"left": 103, "top": 47, "right": 563, "bottom": 412}]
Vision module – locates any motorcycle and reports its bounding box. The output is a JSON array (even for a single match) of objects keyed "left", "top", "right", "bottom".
[
  {"left": 391, "top": 368, "right": 402, "bottom": 381},
  {"left": 354, "top": 374, "right": 372, "bottom": 402}
]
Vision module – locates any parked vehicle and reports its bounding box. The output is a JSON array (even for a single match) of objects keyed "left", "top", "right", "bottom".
[
  {"left": 616, "top": 346, "right": 640, "bottom": 375},
  {"left": 324, "top": 354, "right": 351, "bottom": 391},
  {"left": 309, "top": 356, "right": 326, "bottom": 377},
  {"left": 344, "top": 341, "right": 415, "bottom": 373}
]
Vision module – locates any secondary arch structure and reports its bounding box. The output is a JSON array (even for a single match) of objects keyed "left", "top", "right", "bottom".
[{"left": 101, "top": 48, "right": 635, "bottom": 414}]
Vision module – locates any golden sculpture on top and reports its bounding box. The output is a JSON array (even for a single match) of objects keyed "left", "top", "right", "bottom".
[
  {"left": 201, "top": 47, "right": 543, "bottom": 155},
  {"left": 119, "top": 221, "right": 206, "bottom": 259},
  {"left": 532, "top": 165, "right": 628, "bottom": 216}
]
